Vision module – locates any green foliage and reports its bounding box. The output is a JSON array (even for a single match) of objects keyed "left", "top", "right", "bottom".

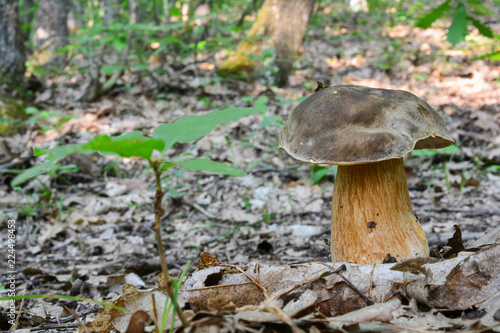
[
  {"left": 447, "top": 4, "right": 469, "bottom": 45},
  {"left": 11, "top": 144, "right": 85, "bottom": 188},
  {"left": 416, "top": 0, "right": 451, "bottom": 28},
  {"left": 179, "top": 158, "right": 246, "bottom": 176},
  {"left": 469, "top": 17, "right": 494, "bottom": 38},
  {"left": 415, "top": 0, "right": 498, "bottom": 47},
  {"left": 11, "top": 99, "right": 267, "bottom": 187},
  {"left": 159, "top": 261, "right": 191, "bottom": 333},
  {"left": 24, "top": 107, "right": 77, "bottom": 132},
  {"left": 61, "top": 0, "right": 254, "bottom": 80},
  {"left": 85, "top": 132, "right": 165, "bottom": 159},
  {"left": 374, "top": 39, "right": 403, "bottom": 71},
  {"left": 1, "top": 106, "right": 76, "bottom": 136},
  {"left": 411, "top": 144, "right": 461, "bottom": 157},
  {"left": 153, "top": 98, "right": 266, "bottom": 151},
  {"left": 310, "top": 165, "right": 337, "bottom": 185},
  {"left": 486, "top": 165, "right": 500, "bottom": 173},
  {"left": 260, "top": 114, "right": 283, "bottom": 129}
]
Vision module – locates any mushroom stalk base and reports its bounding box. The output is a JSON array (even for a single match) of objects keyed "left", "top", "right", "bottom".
[{"left": 331, "top": 158, "right": 428, "bottom": 264}]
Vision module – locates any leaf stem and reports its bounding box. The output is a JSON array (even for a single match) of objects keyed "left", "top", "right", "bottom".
[{"left": 150, "top": 159, "right": 189, "bottom": 328}]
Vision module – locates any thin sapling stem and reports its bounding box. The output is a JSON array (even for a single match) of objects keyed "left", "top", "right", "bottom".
[{"left": 150, "top": 159, "right": 189, "bottom": 328}]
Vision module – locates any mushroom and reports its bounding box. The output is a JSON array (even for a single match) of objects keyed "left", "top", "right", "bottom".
[{"left": 279, "top": 85, "right": 454, "bottom": 264}]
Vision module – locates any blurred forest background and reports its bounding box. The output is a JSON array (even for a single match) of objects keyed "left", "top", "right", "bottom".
[{"left": 1, "top": 0, "right": 500, "bottom": 330}]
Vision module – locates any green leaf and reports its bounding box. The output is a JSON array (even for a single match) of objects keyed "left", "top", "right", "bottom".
[
  {"left": 11, "top": 143, "right": 85, "bottom": 187},
  {"left": 440, "top": 144, "right": 461, "bottom": 154},
  {"left": 101, "top": 65, "right": 123, "bottom": 75},
  {"left": 486, "top": 165, "right": 500, "bottom": 172},
  {"left": 153, "top": 98, "right": 267, "bottom": 151},
  {"left": 416, "top": 0, "right": 451, "bottom": 29},
  {"left": 197, "top": 41, "right": 207, "bottom": 50},
  {"left": 179, "top": 158, "right": 245, "bottom": 176},
  {"left": 84, "top": 131, "right": 165, "bottom": 160},
  {"left": 447, "top": 4, "right": 469, "bottom": 46},
  {"left": 161, "top": 162, "right": 177, "bottom": 171},
  {"left": 412, "top": 144, "right": 460, "bottom": 157},
  {"left": 468, "top": 17, "right": 494, "bottom": 38},
  {"left": 113, "top": 39, "right": 127, "bottom": 51},
  {"left": 412, "top": 149, "right": 437, "bottom": 157},
  {"left": 169, "top": 7, "right": 182, "bottom": 16},
  {"left": 11, "top": 161, "right": 56, "bottom": 187},
  {"left": 25, "top": 106, "right": 39, "bottom": 114},
  {"left": 35, "top": 144, "right": 87, "bottom": 160},
  {"left": 260, "top": 114, "right": 283, "bottom": 129},
  {"left": 481, "top": 51, "right": 500, "bottom": 61},
  {"left": 310, "top": 165, "right": 337, "bottom": 185},
  {"left": 467, "top": 0, "right": 495, "bottom": 16}
]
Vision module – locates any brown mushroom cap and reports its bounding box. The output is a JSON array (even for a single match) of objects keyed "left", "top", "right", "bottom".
[{"left": 279, "top": 85, "right": 454, "bottom": 165}]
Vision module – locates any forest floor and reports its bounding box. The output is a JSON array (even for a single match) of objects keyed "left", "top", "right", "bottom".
[{"left": 1, "top": 13, "right": 500, "bottom": 333}]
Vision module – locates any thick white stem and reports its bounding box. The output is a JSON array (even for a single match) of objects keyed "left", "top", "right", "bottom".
[{"left": 331, "top": 158, "right": 428, "bottom": 264}]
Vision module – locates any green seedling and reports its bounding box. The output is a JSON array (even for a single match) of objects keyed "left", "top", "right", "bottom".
[{"left": 11, "top": 98, "right": 267, "bottom": 329}]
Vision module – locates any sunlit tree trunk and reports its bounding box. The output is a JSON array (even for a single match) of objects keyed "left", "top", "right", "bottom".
[
  {"left": 349, "top": 0, "right": 368, "bottom": 12},
  {"left": 0, "top": 0, "right": 26, "bottom": 95},
  {"left": 219, "top": 0, "right": 315, "bottom": 87},
  {"left": 33, "top": 0, "right": 69, "bottom": 68}
]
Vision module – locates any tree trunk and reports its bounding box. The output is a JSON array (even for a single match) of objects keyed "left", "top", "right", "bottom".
[
  {"left": 21, "top": 0, "right": 35, "bottom": 41},
  {"left": 0, "top": 0, "right": 26, "bottom": 95},
  {"left": 103, "top": 0, "right": 120, "bottom": 22},
  {"left": 219, "top": 0, "right": 315, "bottom": 87},
  {"left": 33, "top": 0, "right": 69, "bottom": 68}
]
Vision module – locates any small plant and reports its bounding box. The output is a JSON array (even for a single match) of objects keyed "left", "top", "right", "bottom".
[
  {"left": 23, "top": 107, "right": 77, "bottom": 133},
  {"left": 10, "top": 98, "right": 267, "bottom": 329}
]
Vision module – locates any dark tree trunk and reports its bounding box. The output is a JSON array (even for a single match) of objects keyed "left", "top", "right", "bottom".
[
  {"left": 219, "top": 0, "right": 315, "bottom": 87},
  {"left": 0, "top": 0, "right": 26, "bottom": 95},
  {"left": 33, "top": 0, "right": 69, "bottom": 68}
]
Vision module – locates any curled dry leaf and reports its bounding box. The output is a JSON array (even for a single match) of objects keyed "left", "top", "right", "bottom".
[
  {"left": 407, "top": 242, "right": 500, "bottom": 311},
  {"left": 125, "top": 310, "right": 150, "bottom": 333}
]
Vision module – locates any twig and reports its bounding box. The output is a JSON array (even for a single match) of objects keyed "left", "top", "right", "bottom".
[
  {"left": 45, "top": 305, "right": 102, "bottom": 323},
  {"left": 224, "top": 264, "right": 303, "bottom": 333},
  {"left": 181, "top": 198, "right": 217, "bottom": 219},
  {"left": 29, "top": 323, "right": 80, "bottom": 331},
  {"left": 320, "top": 263, "right": 375, "bottom": 305},
  {"left": 268, "top": 264, "right": 337, "bottom": 301},
  {"left": 8, "top": 291, "right": 25, "bottom": 333},
  {"left": 184, "top": 282, "right": 252, "bottom": 291},
  {"left": 368, "top": 264, "right": 376, "bottom": 300},
  {"left": 63, "top": 306, "right": 91, "bottom": 333}
]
